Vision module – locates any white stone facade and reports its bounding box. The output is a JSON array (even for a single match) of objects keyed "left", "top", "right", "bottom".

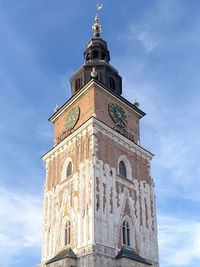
[{"left": 39, "top": 117, "right": 159, "bottom": 267}]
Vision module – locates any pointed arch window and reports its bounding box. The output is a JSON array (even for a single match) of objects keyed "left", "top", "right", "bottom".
[
  {"left": 122, "top": 220, "right": 130, "bottom": 246},
  {"left": 61, "top": 157, "right": 73, "bottom": 182},
  {"left": 118, "top": 155, "right": 132, "bottom": 180},
  {"left": 66, "top": 162, "right": 72, "bottom": 178},
  {"left": 65, "top": 220, "right": 71, "bottom": 246},
  {"left": 119, "top": 160, "right": 127, "bottom": 178}
]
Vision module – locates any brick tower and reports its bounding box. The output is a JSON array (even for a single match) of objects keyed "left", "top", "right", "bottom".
[{"left": 38, "top": 12, "right": 159, "bottom": 267}]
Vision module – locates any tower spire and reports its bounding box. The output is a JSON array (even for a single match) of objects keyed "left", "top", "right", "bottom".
[{"left": 92, "top": 4, "right": 102, "bottom": 37}]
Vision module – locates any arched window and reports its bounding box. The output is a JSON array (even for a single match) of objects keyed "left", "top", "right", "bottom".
[
  {"left": 93, "top": 50, "right": 99, "bottom": 59},
  {"left": 110, "top": 77, "right": 115, "bottom": 90},
  {"left": 61, "top": 157, "right": 73, "bottom": 182},
  {"left": 118, "top": 155, "right": 132, "bottom": 180},
  {"left": 122, "top": 220, "right": 130, "bottom": 246},
  {"left": 65, "top": 220, "right": 71, "bottom": 246},
  {"left": 119, "top": 161, "right": 126, "bottom": 177},
  {"left": 102, "top": 52, "right": 106, "bottom": 60},
  {"left": 66, "top": 162, "right": 72, "bottom": 177},
  {"left": 75, "top": 78, "right": 81, "bottom": 91},
  {"left": 86, "top": 53, "right": 90, "bottom": 61}
]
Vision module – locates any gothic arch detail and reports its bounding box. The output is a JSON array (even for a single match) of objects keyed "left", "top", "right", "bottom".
[
  {"left": 61, "top": 157, "right": 73, "bottom": 182},
  {"left": 64, "top": 220, "right": 71, "bottom": 246},
  {"left": 118, "top": 155, "right": 132, "bottom": 180},
  {"left": 60, "top": 216, "right": 72, "bottom": 248},
  {"left": 121, "top": 215, "right": 135, "bottom": 248}
]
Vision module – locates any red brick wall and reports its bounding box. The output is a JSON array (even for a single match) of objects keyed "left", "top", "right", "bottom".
[
  {"left": 94, "top": 85, "right": 140, "bottom": 144},
  {"left": 53, "top": 86, "right": 95, "bottom": 146},
  {"left": 95, "top": 131, "right": 151, "bottom": 184}
]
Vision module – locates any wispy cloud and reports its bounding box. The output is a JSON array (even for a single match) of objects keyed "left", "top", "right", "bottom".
[
  {"left": 0, "top": 187, "right": 42, "bottom": 267},
  {"left": 113, "top": 41, "right": 200, "bottom": 201},
  {"left": 117, "top": 0, "right": 196, "bottom": 55},
  {"left": 119, "top": 49, "right": 200, "bottom": 264},
  {"left": 125, "top": 23, "right": 160, "bottom": 53},
  {"left": 158, "top": 215, "right": 200, "bottom": 266}
]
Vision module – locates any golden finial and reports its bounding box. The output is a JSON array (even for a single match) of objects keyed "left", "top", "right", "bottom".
[{"left": 92, "top": 4, "right": 103, "bottom": 37}]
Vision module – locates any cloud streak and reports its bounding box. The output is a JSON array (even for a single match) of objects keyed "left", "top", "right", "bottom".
[
  {"left": 0, "top": 187, "right": 42, "bottom": 267},
  {"left": 158, "top": 215, "right": 200, "bottom": 266},
  {"left": 125, "top": 23, "right": 160, "bottom": 53}
]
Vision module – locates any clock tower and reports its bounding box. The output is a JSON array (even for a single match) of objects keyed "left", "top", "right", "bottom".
[{"left": 38, "top": 12, "right": 159, "bottom": 267}]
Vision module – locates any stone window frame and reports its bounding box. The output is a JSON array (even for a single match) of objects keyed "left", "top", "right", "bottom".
[
  {"left": 122, "top": 219, "right": 130, "bottom": 246},
  {"left": 61, "top": 217, "right": 72, "bottom": 248},
  {"left": 66, "top": 161, "right": 72, "bottom": 177},
  {"left": 119, "top": 160, "right": 126, "bottom": 177},
  {"left": 61, "top": 157, "right": 73, "bottom": 182},
  {"left": 118, "top": 155, "right": 132, "bottom": 181},
  {"left": 121, "top": 215, "right": 134, "bottom": 248},
  {"left": 64, "top": 220, "right": 71, "bottom": 246}
]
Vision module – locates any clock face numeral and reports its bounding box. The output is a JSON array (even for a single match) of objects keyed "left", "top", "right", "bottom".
[
  {"left": 65, "top": 106, "right": 80, "bottom": 130},
  {"left": 108, "top": 103, "right": 128, "bottom": 127}
]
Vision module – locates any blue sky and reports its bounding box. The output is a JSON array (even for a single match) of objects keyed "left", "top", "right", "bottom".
[{"left": 0, "top": 0, "right": 200, "bottom": 266}]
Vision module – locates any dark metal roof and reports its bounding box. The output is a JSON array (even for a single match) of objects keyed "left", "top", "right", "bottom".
[
  {"left": 116, "top": 247, "right": 152, "bottom": 265},
  {"left": 46, "top": 248, "right": 77, "bottom": 265}
]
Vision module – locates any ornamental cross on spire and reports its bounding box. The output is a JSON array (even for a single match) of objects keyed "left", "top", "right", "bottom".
[{"left": 92, "top": 4, "right": 103, "bottom": 37}]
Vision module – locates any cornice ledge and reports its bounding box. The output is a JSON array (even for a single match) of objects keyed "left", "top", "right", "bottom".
[
  {"left": 93, "top": 118, "right": 154, "bottom": 160},
  {"left": 49, "top": 78, "right": 145, "bottom": 123},
  {"left": 49, "top": 79, "right": 95, "bottom": 123},
  {"left": 42, "top": 117, "right": 95, "bottom": 162}
]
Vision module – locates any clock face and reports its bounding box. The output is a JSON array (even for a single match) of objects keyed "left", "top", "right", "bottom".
[
  {"left": 108, "top": 103, "right": 128, "bottom": 127},
  {"left": 65, "top": 106, "right": 80, "bottom": 131}
]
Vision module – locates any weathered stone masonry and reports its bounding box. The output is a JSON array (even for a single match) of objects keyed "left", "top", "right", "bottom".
[{"left": 41, "top": 105, "right": 159, "bottom": 266}]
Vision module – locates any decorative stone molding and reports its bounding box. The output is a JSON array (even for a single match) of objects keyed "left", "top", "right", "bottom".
[
  {"left": 61, "top": 157, "right": 73, "bottom": 182},
  {"left": 118, "top": 155, "right": 132, "bottom": 181}
]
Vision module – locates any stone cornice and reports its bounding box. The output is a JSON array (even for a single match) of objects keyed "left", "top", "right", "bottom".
[
  {"left": 42, "top": 117, "right": 94, "bottom": 162},
  {"left": 93, "top": 118, "right": 154, "bottom": 160},
  {"left": 49, "top": 79, "right": 145, "bottom": 123},
  {"left": 49, "top": 79, "right": 95, "bottom": 123},
  {"left": 42, "top": 116, "right": 153, "bottom": 163}
]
